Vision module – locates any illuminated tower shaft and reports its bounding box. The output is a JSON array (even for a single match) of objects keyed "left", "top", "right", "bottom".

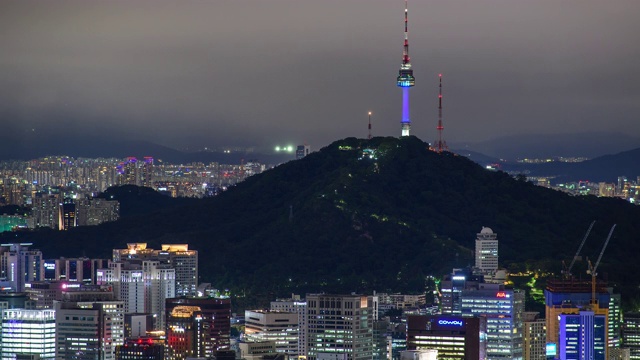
[{"left": 397, "top": 0, "right": 415, "bottom": 137}]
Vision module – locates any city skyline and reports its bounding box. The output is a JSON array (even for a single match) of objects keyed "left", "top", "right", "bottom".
[{"left": 2, "top": 0, "right": 639, "bottom": 152}]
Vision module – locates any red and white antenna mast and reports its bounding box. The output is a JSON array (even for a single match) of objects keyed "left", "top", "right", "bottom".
[{"left": 435, "top": 74, "right": 448, "bottom": 153}]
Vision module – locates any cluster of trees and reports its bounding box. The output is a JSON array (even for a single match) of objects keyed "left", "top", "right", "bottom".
[{"left": 2, "top": 136, "right": 640, "bottom": 308}]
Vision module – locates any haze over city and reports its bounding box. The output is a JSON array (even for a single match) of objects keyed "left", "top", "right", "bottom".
[{"left": 2, "top": 0, "right": 640, "bottom": 153}]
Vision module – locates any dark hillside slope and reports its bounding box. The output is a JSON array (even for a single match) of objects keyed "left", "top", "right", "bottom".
[{"left": 4, "top": 137, "right": 640, "bottom": 300}]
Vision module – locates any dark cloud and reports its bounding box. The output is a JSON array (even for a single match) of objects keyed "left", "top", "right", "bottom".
[{"left": 1, "top": 0, "right": 639, "bottom": 151}]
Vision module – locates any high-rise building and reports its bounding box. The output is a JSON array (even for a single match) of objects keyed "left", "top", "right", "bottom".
[
  {"left": 124, "top": 313, "right": 154, "bottom": 339},
  {"left": 559, "top": 311, "right": 607, "bottom": 360},
  {"left": 58, "top": 198, "right": 76, "bottom": 230},
  {"left": 544, "top": 278, "right": 610, "bottom": 351},
  {"left": 75, "top": 198, "right": 120, "bottom": 226},
  {"left": 460, "top": 284, "right": 524, "bottom": 360},
  {"left": 1, "top": 309, "right": 56, "bottom": 360},
  {"left": 55, "top": 300, "right": 125, "bottom": 360},
  {"left": 141, "top": 157, "right": 154, "bottom": 188},
  {"left": 609, "top": 289, "right": 623, "bottom": 348},
  {"left": 31, "top": 194, "right": 61, "bottom": 229},
  {"left": 1, "top": 243, "right": 44, "bottom": 292},
  {"left": 522, "top": 312, "right": 546, "bottom": 360},
  {"left": 406, "top": 315, "right": 486, "bottom": 360},
  {"left": 439, "top": 268, "right": 483, "bottom": 315},
  {"left": 165, "top": 296, "right": 231, "bottom": 360},
  {"left": 271, "top": 295, "right": 307, "bottom": 357},
  {"left": 305, "top": 294, "right": 373, "bottom": 360},
  {"left": 621, "top": 313, "right": 640, "bottom": 359},
  {"left": 112, "top": 244, "right": 198, "bottom": 297},
  {"left": 117, "top": 157, "right": 139, "bottom": 186},
  {"left": 245, "top": 310, "right": 299, "bottom": 356},
  {"left": 475, "top": 227, "right": 498, "bottom": 276},
  {"left": 97, "top": 260, "right": 175, "bottom": 329}
]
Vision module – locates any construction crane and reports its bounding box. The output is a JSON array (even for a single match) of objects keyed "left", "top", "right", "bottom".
[
  {"left": 562, "top": 221, "right": 596, "bottom": 279},
  {"left": 586, "top": 224, "right": 616, "bottom": 305}
]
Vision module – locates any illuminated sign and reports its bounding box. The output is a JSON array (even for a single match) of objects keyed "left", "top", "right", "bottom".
[
  {"left": 44, "top": 263, "right": 56, "bottom": 270},
  {"left": 496, "top": 292, "right": 510, "bottom": 298},
  {"left": 452, "top": 276, "right": 466, "bottom": 281},
  {"left": 438, "top": 319, "right": 464, "bottom": 327},
  {"left": 546, "top": 343, "right": 557, "bottom": 356}
]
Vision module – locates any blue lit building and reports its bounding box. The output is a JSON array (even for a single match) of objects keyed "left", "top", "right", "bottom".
[
  {"left": 559, "top": 311, "right": 607, "bottom": 360},
  {"left": 460, "top": 284, "right": 524, "bottom": 360}
]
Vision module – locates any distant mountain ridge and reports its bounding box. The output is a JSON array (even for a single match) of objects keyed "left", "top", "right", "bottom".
[
  {"left": 4, "top": 136, "right": 640, "bottom": 306},
  {"left": 456, "top": 132, "right": 640, "bottom": 160},
  {"left": 0, "top": 133, "right": 293, "bottom": 165}
]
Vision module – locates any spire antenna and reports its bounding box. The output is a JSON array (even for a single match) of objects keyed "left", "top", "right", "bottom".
[{"left": 368, "top": 111, "right": 372, "bottom": 140}]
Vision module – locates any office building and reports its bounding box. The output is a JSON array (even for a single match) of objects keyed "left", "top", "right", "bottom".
[
  {"left": 165, "top": 297, "right": 231, "bottom": 360},
  {"left": 113, "top": 244, "right": 197, "bottom": 297},
  {"left": 1, "top": 243, "right": 44, "bottom": 292},
  {"left": 544, "top": 278, "right": 610, "bottom": 350},
  {"left": 460, "top": 284, "right": 524, "bottom": 360},
  {"left": 609, "top": 289, "right": 622, "bottom": 348},
  {"left": 271, "top": 295, "right": 307, "bottom": 357},
  {"left": 621, "top": 313, "right": 640, "bottom": 359},
  {"left": 522, "top": 312, "right": 546, "bottom": 360},
  {"left": 439, "top": 268, "right": 483, "bottom": 315},
  {"left": 559, "top": 311, "right": 607, "bottom": 360},
  {"left": 475, "top": 227, "right": 498, "bottom": 276},
  {"left": 124, "top": 313, "right": 154, "bottom": 339},
  {"left": 305, "top": 294, "right": 373, "bottom": 360},
  {"left": 42, "top": 257, "right": 108, "bottom": 283},
  {"left": 97, "top": 261, "right": 175, "bottom": 329},
  {"left": 1, "top": 309, "right": 56, "bottom": 360},
  {"left": 55, "top": 300, "right": 125, "bottom": 360},
  {"left": 406, "top": 315, "right": 486, "bottom": 360},
  {"left": 245, "top": 310, "right": 299, "bottom": 356},
  {"left": 238, "top": 341, "right": 278, "bottom": 360},
  {"left": 115, "top": 338, "right": 165, "bottom": 360},
  {"left": 399, "top": 350, "right": 438, "bottom": 360}
]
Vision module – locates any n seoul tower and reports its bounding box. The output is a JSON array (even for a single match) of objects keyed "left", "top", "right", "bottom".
[{"left": 397, "top": 0, "right": 415, "bottom": 137}]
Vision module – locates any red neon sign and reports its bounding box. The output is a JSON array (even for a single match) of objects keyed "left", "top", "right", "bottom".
[{"left": 496, "top": 292, "right": 507, "bottom": 298}]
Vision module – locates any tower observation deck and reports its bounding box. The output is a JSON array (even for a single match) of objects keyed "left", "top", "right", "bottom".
[{"left": 397, "top": 0, "right": 415, "bottom": 137}]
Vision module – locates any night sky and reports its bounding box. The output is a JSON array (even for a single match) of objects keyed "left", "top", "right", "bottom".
[{"left": 2, "top": 0, "right": 639, "bottom": 152}]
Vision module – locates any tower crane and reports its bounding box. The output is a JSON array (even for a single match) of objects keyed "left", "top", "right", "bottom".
[
  {"left": 586, "top": 224, "right": 616, "bottom": 305},
  {"left": 562, "top": 221, "right": 595, "bottom": 279}
]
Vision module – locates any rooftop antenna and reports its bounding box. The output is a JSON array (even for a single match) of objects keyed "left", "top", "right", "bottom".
[{"left": 368, "top": 111, "right": 372, "bottom": 140}]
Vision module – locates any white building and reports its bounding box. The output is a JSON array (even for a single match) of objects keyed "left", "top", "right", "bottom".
[
  {"left": 271, "top": 295, "right": 307, "bottom": 357},
  {"left": 475, "top": 227, "right": 499, "bottom": 276},
  {"left": 245, "top": 310, "right": 299, "bottom": 356},
  {"left": 1, "top": 309, "right": 56, "bottom": 360},
  {"left": 96, "top": 260, "right": 175, "bottom": 329},
  {"left": 112, "top": 243, "right": 197, "bottom": 296}
]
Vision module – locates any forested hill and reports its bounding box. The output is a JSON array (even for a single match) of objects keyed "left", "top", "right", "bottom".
[{"left": 4, "top": 136, "right": 640, "bottom": 303}]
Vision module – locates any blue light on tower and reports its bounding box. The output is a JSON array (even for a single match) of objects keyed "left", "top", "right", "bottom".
[{"left": 397, "top": 0, "right": 415, "bottom": 137}]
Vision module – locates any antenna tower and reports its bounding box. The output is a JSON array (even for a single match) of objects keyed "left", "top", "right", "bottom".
[
  {"left": 368, "top": 112, "right": 372, "bottom": 140},
  {"left": 434, "top": 74, "right": 448, "bottom": 153}
]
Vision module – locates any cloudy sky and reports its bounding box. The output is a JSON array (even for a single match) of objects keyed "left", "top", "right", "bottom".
[{"left": 1, "top": 0, "right": 639, "bottom": 151}]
